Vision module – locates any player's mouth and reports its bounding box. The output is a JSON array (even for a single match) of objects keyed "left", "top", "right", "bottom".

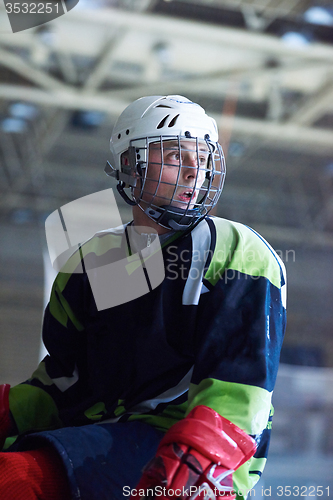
[{"left": 177, "top": 189, "right": 196, "bottom": 203}]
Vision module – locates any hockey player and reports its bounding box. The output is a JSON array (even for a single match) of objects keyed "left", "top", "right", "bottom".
[{"left": 0, "top": 95, "right": 286, "bottom": 500}]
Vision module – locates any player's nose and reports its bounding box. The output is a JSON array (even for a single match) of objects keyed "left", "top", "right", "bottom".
[
  {"left": 181, "top": 151, "right": 199, "bottom": 176},
  {"left": 182, "top": 152, "right": 206, "bottom": 185}
]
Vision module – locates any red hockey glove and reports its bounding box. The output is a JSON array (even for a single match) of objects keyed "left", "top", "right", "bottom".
[
  {"left": 0, "top": 384, "right": 11, "bottom": 449},
  {"left": 133, "top": 406, "right": 256, "bottom": 500}
]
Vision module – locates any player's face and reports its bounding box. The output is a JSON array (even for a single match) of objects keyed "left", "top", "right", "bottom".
[{"left": 140, "top": 139, "right": 209, "bottom": 210}]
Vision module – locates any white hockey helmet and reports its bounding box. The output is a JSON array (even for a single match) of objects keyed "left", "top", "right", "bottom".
[{"left": 105, "top": 95, "right": 226, "bottom": 231}]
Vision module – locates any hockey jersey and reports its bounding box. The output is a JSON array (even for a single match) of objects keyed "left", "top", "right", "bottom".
[{"left": 8, "top": 216, "right": 286, "bottom": 496}]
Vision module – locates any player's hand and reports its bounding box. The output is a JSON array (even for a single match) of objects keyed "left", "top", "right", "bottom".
[
  {"left": 133, "top": 405, "right": 256, "bottom": 500},
  {"left": 136, "top": 441, "right": 234, "bottom": 499},
  {"left": 0, "top": 384, "right": 11, "bottom": 449}
]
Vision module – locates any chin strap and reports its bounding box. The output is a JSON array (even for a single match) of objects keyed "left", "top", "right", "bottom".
[
  {"left": 117, "top": 182, "right": 138, "bottom": 206},
  {"left": 144, "top": 205, "right": 203, "bottom": 231}
]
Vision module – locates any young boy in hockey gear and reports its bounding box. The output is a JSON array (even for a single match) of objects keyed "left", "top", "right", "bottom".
[{"left": 0, "top": 96, "right": 286, "bottom": 500}]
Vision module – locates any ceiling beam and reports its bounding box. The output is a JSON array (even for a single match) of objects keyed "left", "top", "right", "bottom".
[
  {"left": 0, "top": 83, "right": 126, "bottom": 115},
  {"left": 0, "top": 84, "right": 332, "bottom": 152},
  {"left": 82, "top": 29, "right": 125, "bottom": 91},
  {"left": 288, "top": 78, "right": 333, "bottom": 126},
  {"left": 1, "top": 6, "right": 333, "bottom": 62},
  {"left": 0, "top": 46, "right": 70, "bottom": 91},
  {"left": 66, "top": 7, "right": 333, "bottom": 62},
  {"left": 214, "top": 114, "right": 333, "bottom": 154},
  {"left": 181, "top": 0, "right": 309, "bottom": 20}
]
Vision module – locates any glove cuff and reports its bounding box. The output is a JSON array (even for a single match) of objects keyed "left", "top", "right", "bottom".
[{"left": 158, "top": 405, "right": 256, "bottom": 471}]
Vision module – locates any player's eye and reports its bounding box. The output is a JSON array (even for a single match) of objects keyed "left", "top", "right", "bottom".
[{"left": 166, "top": 150, "right": 180, "bottom": 161}]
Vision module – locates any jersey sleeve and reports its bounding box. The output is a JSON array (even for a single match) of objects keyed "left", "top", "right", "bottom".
[
  {"left": 8, "top": 245, "right": 93, "bottom": 436},
  {"left": 186, "top": 218, "right": 286, "bottom": 497},
  {"left": 8, "top": 226, "right": 140, "bottom": 437}
]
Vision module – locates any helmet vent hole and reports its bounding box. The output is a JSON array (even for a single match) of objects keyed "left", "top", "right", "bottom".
[
  {"left": 156, "top": 105, "right": 172, "bottom": 108},
  {"left": 168, "top": 114, "right": 179, "bottom": 128},
  {"left": 157, "top": 115, "right": 169, "bottom": 129},
  {"left": 126, "top": 129, "right": 130, "bottom": 135}
]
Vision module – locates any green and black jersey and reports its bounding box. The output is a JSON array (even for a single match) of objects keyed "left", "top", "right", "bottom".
[{"left": 8, "top": 216, "right": 286, "bottom": 495}]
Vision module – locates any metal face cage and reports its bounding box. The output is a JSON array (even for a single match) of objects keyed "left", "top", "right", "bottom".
[{"left": 127, "top": 135, "right": 226, "bottom": 230}]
